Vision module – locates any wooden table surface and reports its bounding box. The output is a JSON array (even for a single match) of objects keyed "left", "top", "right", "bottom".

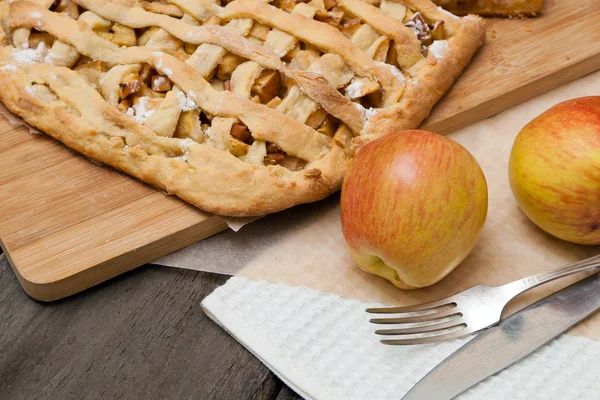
[{"left": 0, "top": 252, "right": 302, "bottom": 400}]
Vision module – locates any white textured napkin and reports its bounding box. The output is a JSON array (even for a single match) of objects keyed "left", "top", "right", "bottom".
[
  {"left": 203, "top": 277, "right": 600, "bottom": 400},
  {"left": 197, "top": 71, "right": 600, "bottom": 400}
]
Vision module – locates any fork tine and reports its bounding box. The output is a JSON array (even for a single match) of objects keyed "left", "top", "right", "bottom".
[
  {"left": 366, "top": 299, "right": 455, "bottom": 314},
  {"left": 375, "top": 320, "right": 465, "bottom": 336},
  {"left": 380, "top": 328, "right": 470, "bottom": 345},
  {"left": 369, "top": 308, "right": 461, "bottom": 324}
]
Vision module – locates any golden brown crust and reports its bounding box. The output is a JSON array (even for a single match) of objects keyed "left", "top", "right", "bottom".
[
  {"left": 0, "top": 0, "right": 485, "bottom": 216},
  {"left": 364, "top": 12, "right": 486, "bottom": 138},
  {"left": 0, "top": 51, "right": 345, "bottom": 216},
  {"left": 433, "top": 0, "right": 543, "bottom": 17}
]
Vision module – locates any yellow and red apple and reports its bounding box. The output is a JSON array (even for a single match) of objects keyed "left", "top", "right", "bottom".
[
  {"left": 509, "top": 96, "right": 600, "bottom": 244},
  {"left": 341, "top": 130, "right": 488, "bottom": 289}
]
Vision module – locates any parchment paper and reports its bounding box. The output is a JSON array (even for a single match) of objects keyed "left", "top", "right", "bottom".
[{"left": 188, "top": 71, "right": 600, "bottom": 339}]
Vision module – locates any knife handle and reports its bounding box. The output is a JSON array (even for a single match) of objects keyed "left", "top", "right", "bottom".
[{"left": 500, "top": 254, "right": 600, "bottom": 299}]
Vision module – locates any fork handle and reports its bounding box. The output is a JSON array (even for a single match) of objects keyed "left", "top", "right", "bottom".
[{"left": 501, "top": 253, "right": 600, "bottom": 299}]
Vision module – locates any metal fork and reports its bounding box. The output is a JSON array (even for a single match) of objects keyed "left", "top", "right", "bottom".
[{"left": 367, "top": 254, "right": 600, "bottom": 345}]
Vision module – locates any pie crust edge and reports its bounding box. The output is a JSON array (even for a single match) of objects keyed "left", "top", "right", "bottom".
[{"left": 0, "top": 1, "right": 486, "bottom": 217}]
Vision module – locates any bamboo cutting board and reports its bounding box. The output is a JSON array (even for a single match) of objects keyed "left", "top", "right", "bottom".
[{"left": 1, "top": 0, "right": 600, "bottom": 301}]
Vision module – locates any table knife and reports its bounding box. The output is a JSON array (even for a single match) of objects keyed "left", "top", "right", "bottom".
[{"left": 402, "top": 273, "right": 600, "bottom": 400}]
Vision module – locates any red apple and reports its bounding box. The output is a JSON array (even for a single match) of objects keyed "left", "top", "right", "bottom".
[
  {"left": 341, "top": 130, "right": 488, "bottom": 289},
  {"left": 509, "top": 96, "right": 600, "bottom": 244}
]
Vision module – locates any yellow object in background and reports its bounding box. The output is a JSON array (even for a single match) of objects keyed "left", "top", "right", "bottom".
[{"left": 509, "top": 97, "right": 600, "bottom": 245}]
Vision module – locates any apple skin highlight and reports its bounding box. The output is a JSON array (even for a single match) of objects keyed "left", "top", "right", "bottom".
[
  {"left": 341, "top": 130, "right": 488, "bottom": 289},
  {"left": 509, "top": 97, "right": 600, "bottom": 245}
]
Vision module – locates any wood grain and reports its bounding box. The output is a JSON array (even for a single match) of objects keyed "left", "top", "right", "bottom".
[
  {"left": 424, "top": 0, "right": 600, "bottom": 133},
  {"left": 0, "top": 122, "right": 228, "bottom": 301},
  {"left": 276, "top": 386, "right": 303, "bottom": 400},
  {"left": 0, "top": 256, "right": 289, "bottom": 400},
  {"left": 1, "top": 0, "right": 599, "bottom": 301}
]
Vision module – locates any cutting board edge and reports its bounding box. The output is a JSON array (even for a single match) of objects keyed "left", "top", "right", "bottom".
[
  {"left": 1, "top": 215, "right": 228, "bottom": 301},
  {"left": 2, "top": 0, "right": 599, "bottom": 301},
  {"left": 424, "top": 52, "right": 600, "bottom": 134}
]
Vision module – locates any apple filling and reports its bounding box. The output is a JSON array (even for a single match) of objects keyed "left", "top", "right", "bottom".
[
  {"left": 11, "top": 0, "right": 458, "bottom": 170},
  {"left": 90, "top": 54, "right": 330, "bottom": 170},
  {"left": 2, "top": 0, "right": 476, "bottom": 202}
]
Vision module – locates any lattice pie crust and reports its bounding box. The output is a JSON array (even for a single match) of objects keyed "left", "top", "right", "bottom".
[
  {"left": 0, "top": 0, "right": 485, "bottom": 216},
  {"left": 433, "top": 0, "right": 543, "bottom": 17}
]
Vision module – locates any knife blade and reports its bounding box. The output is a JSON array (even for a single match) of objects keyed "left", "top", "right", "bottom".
[{"left": 402, "top": 273, "right": 600, "bottom": 400}]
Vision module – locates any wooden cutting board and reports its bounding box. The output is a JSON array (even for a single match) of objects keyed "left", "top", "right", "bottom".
[{"left": 1, "top": 0, "right": 599, "bottom": 301}]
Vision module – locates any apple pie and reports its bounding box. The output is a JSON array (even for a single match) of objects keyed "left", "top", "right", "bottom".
[
  {"left": 433, "top": 0, "right": 543, "bottom": 17},
  {"left": 0, "top": 0, "right": 485, "bottom": 216}
]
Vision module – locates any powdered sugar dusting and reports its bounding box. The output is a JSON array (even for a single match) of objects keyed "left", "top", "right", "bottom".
[
  {"left": 388, "top": 64, "right": 405, "bottom": 83},
  {"left": 353, "top": 102, "right": 366, "bottom": 118},
  {"left": 429, "top": 40, "right": 450, "bottom": 61},
  {"left": 375, "top": 61, "right": 404, "bottom": 84},
  {"left": 353, "top": 102, "right": 379, "bottom": 135},
  {"left": 405, "top": 12, "right": 428, "bottom": 39},
  {"left": 44, "top": 50, "right": 63, "bottom": 64},
  {"left": 345, "top": 79, "right": 364, "bottom": 99},
  {"left": 176, "top": 90, "right": 198, "bottom": 111},
  {"left": 1, "top": 64, "right": 17, "bottom": 72},
  {"left": 12, "top": 42, "right": 47, "bottom": 64},
  {"left": 155, "top": 56, "right": 173, "bottom": 77},
  {"left": 179, "top": 137, "right": 196, "bottom": 150},
  {"left": 364, "top": 107, "right": 378, "bottom": 121},
  {"left": 126, "top": 97, "right": 156, "bottom": 123},
  {"left": 25, "top": 85, "right": 35, "bottom": 96}
]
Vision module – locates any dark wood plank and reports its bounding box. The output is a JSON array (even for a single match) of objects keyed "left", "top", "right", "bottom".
[
  {"left": 276, "top": 385, "right": 303, "bottom": 400},
  {"left": 0, "top": 255, "right": 283, "bottom": 400}
]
